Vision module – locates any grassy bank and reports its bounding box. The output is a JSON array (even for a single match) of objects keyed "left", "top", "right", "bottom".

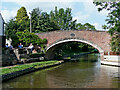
[{"left": 1, "top": 61, "right": 59, "bottom": 75}]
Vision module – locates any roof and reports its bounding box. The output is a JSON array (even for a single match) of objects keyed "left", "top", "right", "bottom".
[{"left": 0, "top": 12, "right": 5, "bottom": 23}]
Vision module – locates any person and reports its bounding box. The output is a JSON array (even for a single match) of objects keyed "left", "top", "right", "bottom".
[
  {"left": 32, "top": 47, "right": 37, "bottom": 54},
  {"left": 9, "top": 44, "right": 14, "bottom": 50},
  {"left": 28, "top": 43, "right": 33, "bottom": 52},
  {"left": 9, "top": 44, "right": 14, "bottom": 54},
  {"left": 5, "top": 43, "right": 9, "bottom": 48},
  {"left": 18, "top": 43, "right": 23, "bottom": 48},
  {"left": 34, "top": 43, "right": 40, "bottom": 52}
]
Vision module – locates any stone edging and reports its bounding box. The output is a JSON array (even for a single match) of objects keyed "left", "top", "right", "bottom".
[
  {"left": 1, "top": 61, "right": 64, "bottom": 82},
  {"left": 101, "top": 61, "right": 120, "bottom": 67}
]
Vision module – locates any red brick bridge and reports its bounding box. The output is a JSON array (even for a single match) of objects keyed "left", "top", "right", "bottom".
[{"left": 36, "top": 30, "right": 111, "bottom": 60}]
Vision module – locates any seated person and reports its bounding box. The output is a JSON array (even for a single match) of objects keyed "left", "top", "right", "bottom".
[
  {"left": 34, "top": 43, "right": 40, "bottom": 52},
  {"left": 28, "top": 43, "right": 34, "bottom": 52},
  {"left": 8, "top": 44, "right": 14, "bottom": 54},
  {"left": 32, "top": 47, "right": 37, "bottom": 54},
  {"left": 18, "top": 43, "right": 23, "bottom": 48},
  {"left": 5, "top": 43, "right": 9, "bottom": 48},
  {"left": 9, "top": 44, "right": 14, "bottom": 50}
]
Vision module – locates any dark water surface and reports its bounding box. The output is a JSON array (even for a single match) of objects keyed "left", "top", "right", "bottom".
[{"left": 2, "top": 54, "right": 119, "bottom": 88}]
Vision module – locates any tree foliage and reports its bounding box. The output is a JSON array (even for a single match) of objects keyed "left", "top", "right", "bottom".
[
  {"left": 36, "top": 12, "right": 57, "bottom": 32},
  {"left": 16, "top": 6, "right": 30, "bottom": 31},
  {"left": 5, "top": 19, "right": 19, "bottom": 46},
  {"left": 54, "top": 42, "right": 95, "bottom": 59},
  {"left": 5, "top": 7, "right": 30, "bottom": 46},
  {"left": 16, "top": 7, "right": 29, "bottom": 23},
  {"left": 110, "top": 32, "right": 120, "bottom": 52},
  {"left": 31, "top": 6, "right": 96, "bottom": 32},
  {"left": 93, "top": 1, "right": 120, "bottom": 35},
  {"left": 76, "top": 23, "right": 96, "bottom": 30},
  {"left": 93, "top": 1, "right": 120, "bottom": 52},
  {"left": 31, "top": 8, "right": 41, "bottom": 32},
  {"left": 49, "top": 6, "right": 77, "bottom": 30},
  {"left": 5, "top": 6, "right": 97, "bottom": 52},
  {"left": 5, "top": 7, "right": 47, "bottom": 47},
  {"left": 31, "top": 8, "right": 59, "bottom": 33},
  {"left": 16, "top": 30, "right": 47, "bottom": 46}
]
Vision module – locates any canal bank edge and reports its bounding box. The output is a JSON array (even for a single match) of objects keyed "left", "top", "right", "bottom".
[
  {"left": 101, "top": 61, "right": 120, "bottom": 67},
  {"left": 1, "top": 60, "right": 64, "bottom": 82},
  {"left": 101, "top": 55, "right": 120, "bottom": 67}
]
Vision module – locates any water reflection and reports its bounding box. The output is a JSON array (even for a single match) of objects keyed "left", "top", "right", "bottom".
[{"left": 2, "top": 54, "right": 119, "bottom": 88}]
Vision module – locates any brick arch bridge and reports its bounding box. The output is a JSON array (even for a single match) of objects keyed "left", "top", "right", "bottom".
[{"left": 36, "top": 30, "right": 111, "bottom": 60}]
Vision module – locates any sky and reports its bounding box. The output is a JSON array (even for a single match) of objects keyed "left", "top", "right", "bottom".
[{"left": 0, "top": 0, "right": 109, "bottom": 30}]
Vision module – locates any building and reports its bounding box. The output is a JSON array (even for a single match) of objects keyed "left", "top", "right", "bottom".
[{"left": 0, "top": 13, "right": 5, "bottom": 47}]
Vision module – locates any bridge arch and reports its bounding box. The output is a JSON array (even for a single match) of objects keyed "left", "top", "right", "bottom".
[
  {"left": 37, "top": 30, "right": 111, "bottom": 60},
  {"left": 45, "top": 38, "right": 104, "bottom": 60}
]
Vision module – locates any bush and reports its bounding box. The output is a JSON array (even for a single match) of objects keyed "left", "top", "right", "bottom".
[
  {"left": 29, "top": 53, "right": 44, "bottom": 58},
  {"left": 16, "top": 30, "right": 48, "bottom": 47},
  {"left": 42, "top": 38, "right": 47, "bottom": 44}
]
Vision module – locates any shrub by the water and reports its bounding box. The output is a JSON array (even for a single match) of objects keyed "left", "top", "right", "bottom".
[{"left": 29, "top": 53, "right": 44, "bottom": 58}]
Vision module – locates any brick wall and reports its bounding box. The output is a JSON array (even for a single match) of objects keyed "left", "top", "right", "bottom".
[{"left": 37, "top": 30, "right": 111, "bottom": 52}]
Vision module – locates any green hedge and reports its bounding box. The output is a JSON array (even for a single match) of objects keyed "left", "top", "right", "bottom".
[{"left": 29, "top": 53, "right": 45, "bottom": 58}]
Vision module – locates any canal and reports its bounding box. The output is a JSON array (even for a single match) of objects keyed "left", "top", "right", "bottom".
[{"left": 2, "top": 54, "right": 119, "bottom": 88}]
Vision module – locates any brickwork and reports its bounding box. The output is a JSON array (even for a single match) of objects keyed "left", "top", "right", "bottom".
[{"left": 37, "top": 30, "right": 111, "bottom": 53}]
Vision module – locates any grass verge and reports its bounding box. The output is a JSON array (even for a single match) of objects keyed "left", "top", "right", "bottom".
[{"left": 1, "top": 61, "right": 59, "bottom": 75}]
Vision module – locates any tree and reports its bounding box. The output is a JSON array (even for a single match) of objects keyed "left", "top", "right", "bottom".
[
  {"left": 36, "top": 12, "right": 54, "bottom": 32},
  {"left": 31, "top": 8, "right": 41, "bottom": 32},
  {"left": 76, "top": 23, "right": 85, "bottom": 30},
  {"left": 49, "top": 6, "right": 77, "bottom": 30},
  {"left": 94, "top": 1, "right": 120, "bottom": 52},
  {"left": 16, "top": 30, "right": 47, "bottom": 46},
  {"left": 5, "top": 7, "right": 33, "bottom": 46},
  {"left": 93, "top": 1, "right": 120, "bottom": 35},
  {"left": 5, "top": 7, "right": 30, "bottom": 46},
  {"left": 16, "top": 7, "right": 29, "bottom": 23},
  {"left": 54, "top": 42, "right": 95, "bottom": 59},
  {"left": 31, "top": 8, "right": 59, "bottom": 33},
  {"left": 16, "top": 6, "right": 30, "bottom": 31},
  {"left": 5, "top": 18, "right": 19, "bottom": 46},
  {"left": 84, "top": 23, "right": 96, "bottom": 30},
  {"left": 110, "top": 32, "right": 120, "bottom": 52},
  {"left": 75, "top": 23, "right": 96, "bottom": 30},
  {"left": 102, "top": 25, "right": 108, "bottom": 30}
]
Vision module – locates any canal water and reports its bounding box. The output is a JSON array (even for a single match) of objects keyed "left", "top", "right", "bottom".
[{"left": 2, "top": 54, "right": 120, "bottom": 88}]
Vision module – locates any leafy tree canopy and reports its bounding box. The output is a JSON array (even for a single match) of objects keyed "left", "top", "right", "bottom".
[
  {"left": 93, "top": 1, "right": 120, "bottom": 52},
  {"left": 31, "top": 8, "right": 59, "bottom": 33},
  {"left": 76, "top": 23, "right": 96, "bottom": 30},
  {"left": 93, "top": 1, "right": 120, "bottom": 35},
  {"left": 31, "top": 8, "right": 41, "bottom": 32},
  {"left": 16, "top": 6, "right": 29, "bottom": 23},
  {"left": 31, "top": 6, "right": 96, "bottom": 32},
  {"left": 49, "top": 6, "right": 77, "bottom": 30},
  {"left": 16, "top": 30, "right": 47, "bottom": 47}
]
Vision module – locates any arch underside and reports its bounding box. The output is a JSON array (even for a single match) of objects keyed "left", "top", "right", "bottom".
[
  {"left": 47, "top": 38, "right": 104, "bottom": 53},
  {"left": 45, "top": 38, "right": 104, "bottom": 60}
]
